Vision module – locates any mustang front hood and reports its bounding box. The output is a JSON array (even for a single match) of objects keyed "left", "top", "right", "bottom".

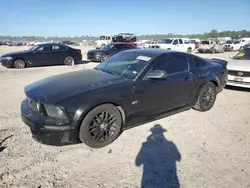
[
  {"left": 24, "top": 69, "right": 127, "bottom": 103},
  {"left": 227, "top": 60, "right": 250, "bottom": 72}
]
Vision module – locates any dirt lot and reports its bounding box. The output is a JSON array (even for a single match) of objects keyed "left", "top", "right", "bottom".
[{"left": 0, "top": 46, "right": 249, "bottom": 188}]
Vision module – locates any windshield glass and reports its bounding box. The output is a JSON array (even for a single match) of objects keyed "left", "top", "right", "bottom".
[
  {"left": 225, "top": 40, "right": 233, "bottom": 44},
  {"left": 95, "top": 51, "right": 153, "bottom": 80},
  {"left": 102, "top": 44, "right": 115, "bottom": 49},
  {"left": 26, "top": 45, "right": 40, "bottom": 52},
  {"left": 100, "top": 36, "right": 106, "bottom": 40},
  {"left": 234, "top": 49, "right": 250, "bottom": 60},
  {"left": 163, "top": 39, "right": 173, "bottom": 44},
  {"left": 201, "top": 41, "right": 210, "bottom": 45}
]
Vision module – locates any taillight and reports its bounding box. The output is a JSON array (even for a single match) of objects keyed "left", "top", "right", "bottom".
[{"left": 77, "top": 50, "right": 81, "bottom": 54}]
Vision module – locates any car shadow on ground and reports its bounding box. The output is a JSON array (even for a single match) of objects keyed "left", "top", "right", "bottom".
[
  {"left": 135, "top": 124, "right": 181, "bottom": 188},
  {"left": 225, "top": 85, "right": 250, "bottom": 92},
  {"left": 0, "top": 129, "right": 13, "bottom": 153}
]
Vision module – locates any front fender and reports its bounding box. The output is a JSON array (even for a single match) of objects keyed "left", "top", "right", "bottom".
[{"left": 71, "top": 95, "right": 125, "bottom": 130}]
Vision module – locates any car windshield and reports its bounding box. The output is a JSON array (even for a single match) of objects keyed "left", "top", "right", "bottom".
[
  {"left": 163, "top": 39, "right": 173, "bottom": 44},
  {"left": 100, "top": 36, "right": 106, "bottom": 40},
  {"left": 225, "top": 40, "right": 233, "bottom": 44},
  {"left": 201, "top": 41, "right": 210, "bottom": 45},
  {"left": 95, "top": 51, "right": 152, "bottom": 80},
  {"left": 234, "top": 49, "right": 250, "bottom": 60},
  {"left": 102, "top": 44, "right": 116, "bottom": 49},
  {"left": 26, "top": 45, "right": 40, "bottom": 52}
]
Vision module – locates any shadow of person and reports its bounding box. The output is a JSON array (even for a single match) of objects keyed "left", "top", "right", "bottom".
[{"left": 135, "top": 124, "right": 181, "bottom": 188}]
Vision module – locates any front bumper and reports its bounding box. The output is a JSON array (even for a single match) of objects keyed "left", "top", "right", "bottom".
[
  {"left": 0, "top": 59, "right": 12, "bottom": 68},
  {"left": 21, "top": 98, "right": 78, "bottom": 146},
  {"left": 87, "top": 54, "right": 101, "bottom": 62},
  {"left": 226, "top": 75, "right": 250, "bottom": 89}
]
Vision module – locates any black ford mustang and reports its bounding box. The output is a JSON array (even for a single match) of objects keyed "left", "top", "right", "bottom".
[
  {"left": 0, "top": 43, "right": 82, "bottom": 68},
  {"left": 21, "top": 49, "right": 228, "bottom": 148}
]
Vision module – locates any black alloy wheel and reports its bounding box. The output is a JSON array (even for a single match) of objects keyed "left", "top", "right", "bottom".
[
  {"left": 79, "top": 104, "right": 122, "bottom": 148},
  {"left": 64, "top": 56, "right": 74, "bottom": 66},
  {"left": 193, "top": 82, "right": 217, "bottom": 112},
  {"left": 13, "top": 59, "right": 26, "bottom": 69}
]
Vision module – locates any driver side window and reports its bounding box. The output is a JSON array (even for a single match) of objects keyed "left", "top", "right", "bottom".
[
  {"left": 149, "top": 53, "right": 189, "bottom": 75},
  {"left": 36, "top": 45, "right": 51, "bottom": 52},
  {"left": 173, "top": 40, "right": 178, "bottom": 45}
]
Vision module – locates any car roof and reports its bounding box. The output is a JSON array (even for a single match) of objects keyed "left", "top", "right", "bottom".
[{"left": 121, "top": 48, "right": 188, "bottom": 57}]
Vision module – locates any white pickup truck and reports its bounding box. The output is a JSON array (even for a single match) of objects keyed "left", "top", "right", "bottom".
[{"left": 149, "top": 38, "right": 195, "bottom": 53}]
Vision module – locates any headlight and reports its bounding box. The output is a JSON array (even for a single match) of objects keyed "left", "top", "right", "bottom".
[
  {"left": 44, "top": 104, "right": 68, "bottom": 119},
  {"left": 1, "top": 56, "right": 12, "bottom": 60},
  {"left": 95, "top": 53, "right": 101, "bottom": 58}
]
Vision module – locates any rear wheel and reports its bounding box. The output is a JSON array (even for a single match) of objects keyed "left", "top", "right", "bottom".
[
  {"left": 193, "top": 82, "right": 217, "bottom": 112},
  {"left": 64, "top": 56, "right": 74, "bottom": 66},
  {"left": 13, "top": 59, "right": 26, "bottom": 69},
  {"left": 79, "top": 104, "right": 123, "bottom": 148},
  {"left": 187, "top": 48, "right": 192, "bottom": 53}
]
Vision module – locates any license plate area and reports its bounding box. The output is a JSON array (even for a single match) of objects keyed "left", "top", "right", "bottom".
[{"left": 234, "top": 77, "right": 243, "bottom": 82}]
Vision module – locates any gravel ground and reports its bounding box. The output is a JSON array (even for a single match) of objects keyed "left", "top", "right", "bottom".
[{"left": 0, "top": 46, "right": 249, "bottom": 188}]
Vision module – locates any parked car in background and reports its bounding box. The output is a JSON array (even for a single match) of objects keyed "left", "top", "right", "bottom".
[
  {"left": 149, "top": 38, "right": 195, "bottom": 53},
  {"left": 141, "top": 40, "right": 162, "bottom": 49},
  {"left": 87, "top": 42, "right": 137, "bottom": 62},
  {"left": 243, "top": 43, "right": 250, "bottom": 49},
  {"left": 0, "top": 43, "right": 82, "bottom": 68},
  {"left": 217, "top": 37, "right": 232, "bottom": 44},
  {"left": 225, "top": 40, "right": 246, "bottom": 51},
  {"left": 198, "top": 39, "right": 225, "bottom": 53},
  {"left": 226, "top": 48, "right": 250, "bottom": 88},
  {"left": 21, "top": 49, "right": 228, "bottom": 148}
]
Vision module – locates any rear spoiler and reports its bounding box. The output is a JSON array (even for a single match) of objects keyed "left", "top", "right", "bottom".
[{"left": 208, "top": 58, "right": 228, "bottom": 69}]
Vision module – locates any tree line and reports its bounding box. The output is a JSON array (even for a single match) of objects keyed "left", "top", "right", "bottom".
[
  {"left": 137, "top": 29, "right": 250, "bottom": 40},
  {"left": 0, "top": 29, "right": 250, "bottom": 42}
]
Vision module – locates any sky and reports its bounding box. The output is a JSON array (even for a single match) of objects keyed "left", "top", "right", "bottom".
[{"left": 0, "top": 0, "right": 250, "bottom": 37}]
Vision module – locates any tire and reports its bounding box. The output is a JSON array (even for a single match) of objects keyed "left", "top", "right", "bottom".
[
  {"left": 221, "top": 47, "right": 225, "bottom": 53},
  {"left": 100, "top": 54, "right": 109, "bottom": 63},
  {"left": 187, "top": 48, "right": 192, "bottom": 53},
  {"left": 192, "top": 82, "right": 217, "bottom": 112},
  {"left": 64, "top": 56, "right": 74, "bottom": 66},
  {"left": 79, "top": 104, "right": 123, "bottom": 148},
  {"left": 13, "top": 59, "right": 26, "bottom": 69},
  {"left": 210, "top": 48, "right": 215, "bottom": 54}
]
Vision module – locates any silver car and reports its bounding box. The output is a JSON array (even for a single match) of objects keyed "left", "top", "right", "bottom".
[{"left": 227, "top": 48, "right": 250, "bottom": 88}]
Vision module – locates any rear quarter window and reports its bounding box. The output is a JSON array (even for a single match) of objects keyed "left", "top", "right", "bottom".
[{"left": 193, "top": 57, "right": 207, "bottom": 68}]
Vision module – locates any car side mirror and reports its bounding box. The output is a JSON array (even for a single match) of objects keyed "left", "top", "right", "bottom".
[{"left": 147, "top": 70, "right": 167, "bottom": 79}]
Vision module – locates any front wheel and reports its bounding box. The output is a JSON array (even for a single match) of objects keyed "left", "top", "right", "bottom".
[
  {"left": 13, "top": 59, "right": 26, "bottom": 69},
  {"left": 187, "top": 48, "right": 192, "bottom": 53},
  {"left": 64, "top": 56, "right": 74, "bottom": 66},
  {"left": 79, "top": 104, "right": 123, "bottom": 148},
  {"left": 193, "top": 82, "right": 217, "bottom": 112}
]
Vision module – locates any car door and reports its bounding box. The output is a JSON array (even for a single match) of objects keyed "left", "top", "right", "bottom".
[
  {"left": 178, "top": 39, "right": 186, "bottom": 52},
  {"left": 50, "top": 44, "right": 68, "bottom": 65},
  {"left": 171, "top": 39, "right": 179, "bottom": 51},
  {"left": 233, "top": 41, "right": 240, "bottom": 50},
  {"left": 26, "top": 45, "right": 51, "bottom": 66},
  {"left": 140, "top": 53, "right": 196, "bottom": 112}
]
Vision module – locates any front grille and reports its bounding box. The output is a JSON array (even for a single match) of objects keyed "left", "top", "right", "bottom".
[
  {"left": 228, "top": 80, "right": 250, "bottom": 85},
  {"left": 228, "top": 70, "right": 250, "bottom": 77}
]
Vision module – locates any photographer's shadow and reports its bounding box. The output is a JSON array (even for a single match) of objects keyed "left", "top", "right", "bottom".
[{"left": 135, "top": 124, "right": 181, "bottom": 188}]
